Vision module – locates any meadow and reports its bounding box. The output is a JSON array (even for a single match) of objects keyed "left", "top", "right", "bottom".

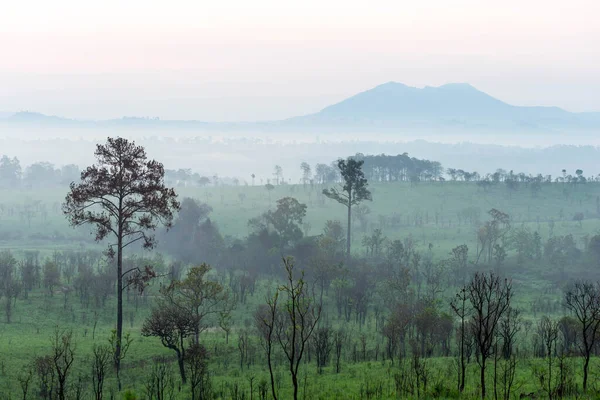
[{"left": 1, "top": 179, "right": 600, "bottom": 399}]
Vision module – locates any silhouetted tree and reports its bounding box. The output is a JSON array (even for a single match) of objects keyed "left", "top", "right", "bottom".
[
  {"left": 186, "top": 343, "right": 211, "bottom": 400},
  {"left": 50, "top": 328, "right": 76, "bottom": 400},
  {"left": 451, "top": 286, "right": 469, "bottom": 392},
  {"left": 260, "top": 257, "right": 321, "bottom": 400},
  {"left": 467, "top": 272, "right": 512, "bottom": 399},
  {"left": 0, "top": 155, "right": 21, "bottom": 187},
  {"left": 564, "top": 281, "right": 600, "bottom": 392},
  {"left": 161, "top": 264, "right": 231, "bottom": 344},
  {"left": 323, "top": 158, "right": 372, "bottom": 258},
  {"left": 265, "top": 197, "right": 307, "bottom": 249},
  {"left": 300, "top": 162, "right": 311, "bottom": 188},
  {"left": 142, "top": 298, "right": 197, "bottom": 384},
  {"left": 91, "top": 344, "right": 111, "bottom": 400},
  {"left": 63, "top": 137, "right": 180, "bottom": 384}
]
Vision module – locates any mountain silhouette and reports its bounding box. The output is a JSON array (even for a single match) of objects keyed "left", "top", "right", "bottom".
[
  {"left": 283, "top": 82, "right": 596, "bottom": 131},
  {"left": 2, "top": 83, "right": 598, "bottom": 133}
]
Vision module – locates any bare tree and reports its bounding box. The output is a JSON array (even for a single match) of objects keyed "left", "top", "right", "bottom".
[
  {"left": 536, "top": 316, "right": 560, "bottom": 399},
  {"left": 50, "top": 328, "right": 76, "bottom": 400},
  {"left": 467, "top": 272, "right": 512, "bottom": 399},
  {"left": 450, "top": 286, "right": 469, "bottom": 393},
  {"left": 186, "top": 343, "right": 211, "bottom": 400},
  {"left": 63, "top": 137, "right": 179, "bottom": 383},
  {"left": 564, "top": 281, "right": 600, "bottom": 392},
  {"left": 261, "top": 257, "right": 322, "bottom": 400},
  {"left": 145, "top": 357, "right": 175, "bottom": 400},
  {"left": 255, "top": 300, "right": 278, "bottom": 400},
  {"left": 312, "top": 326, "right": 333, "bottom": 374},
  {"left": 17, "top": 365, "right": 34, "bottom": 400},
  {"left": 499, "top": 307, "right": 521, "bottom": 360},
  {"left": 333, "top": 329, "right": 346, "bottom": 374},
  {"left": 91, "top": 344, "right": 112, "bottom": 400},
  {"left": 34, "top": 355, "right": 55, "bottom": 400}
]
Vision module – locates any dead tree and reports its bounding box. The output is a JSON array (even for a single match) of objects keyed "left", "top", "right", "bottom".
[
  {"left": 467, "top": 272, "right": 512, "bottom": 399},
  {"left": 51, "top": 328, "right": 76, "bottom": 400},
  {"left": 91, "top": 344, "right": 112, "bottom": 400},
  {"left": 186, "top": 343, "right": 211, "bottom": 400},
  {"left": 312, "top": 326, "right": 333, "bottom": 374},
  {"left": 258, "top": 257, "right": 322, "bottom": 400},
  {"left": 537, "top": 316, "right": 560, "bottom": 399},
  {"left": 451, "top": 286, "right": 469, "bottom": 393},
  {"left": 564, "top": 281, "right": 600, "bottom": 392},
  {"left": 255, "top": 300, "right": 279, "bottom": 400}
]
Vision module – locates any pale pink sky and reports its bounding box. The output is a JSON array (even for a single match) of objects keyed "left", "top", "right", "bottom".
[{"left": 1, "top": 0, "right": 598, "bottom": 120}]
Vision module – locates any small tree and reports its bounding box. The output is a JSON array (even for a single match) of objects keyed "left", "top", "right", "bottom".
[
  {"left": 186, "top": 343, "right": 211, "bottom": 400},
  {"left": 537, "top": 316, "right": 560, "bottom": 399},
  {"left": 145, "top": 358, "right": 176, "bottom": 400},
  {"left": 162, "top": 264, "right": 232, "bottom": 344},
  {"left": 300, "top": 162, "right": 311, "bottom": 188},
  {"left": 260, "top": 257, "right": 322, "bottom": 400},
  {"left": 323, "top": 158, "right": 372, "bottom": 258},
  {"left": 255, "top": 299, "right": 279, "bottom": 400},
  {"left": 51, "top": 328, "right": 76, "bottom": 400},
  {"left": 467, "top": 272, "right": 512, "bottom": 399},
  {"left": 265, "top": 197, "right": 307, "bottom": 249},
  {"left": 91, "top": 344, "right": 112, "bottom": 400},
  {"left": 0, "top": 250, "right": 20, "bottom": 323},
  {"left": 564, "top": 281, "right": 600, "bottom": 392},
  {"left": 273, "top": 165, "right": 283, "bottom": 185},
  {"left": 63, "top": 137, "right": 180, "bottom": 383},
  {"left": 265, "top": 183, "right": 275, "bottom": 204},
  {"left": 312, "top": 326, "right": 333, "bottom": 374},
  {"left": 17, "top": 365, "right": 34, "bottom": 400},
  {"left": 451, "top": 286, "right": 469, "bottom": 393},
  {"left": 142, "top": 300, "right": 198, "bottom": 384}
]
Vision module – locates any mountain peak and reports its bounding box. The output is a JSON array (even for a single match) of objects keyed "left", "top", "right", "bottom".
[{"left": 317, "top": 82, "right": 508, "bottom": 119}]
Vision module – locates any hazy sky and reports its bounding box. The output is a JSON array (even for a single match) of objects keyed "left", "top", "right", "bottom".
[{"left": 1, "top": 0, "right": 598, "bottom": 121}]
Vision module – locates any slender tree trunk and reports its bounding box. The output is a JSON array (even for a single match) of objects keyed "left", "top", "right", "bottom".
[
  {"left": 292, "top": 372, "right": 298, "bottom": 400},
  {"left": 116, "top": 223, "right": 123, "bottom": 390},
  {"left": 460, "top": 321, "right": 466, "bottom": 392},
  {"left": 583, "top": 354, "right": 589, "bottom": 392},
  {"left": 177, "top": 349, "right": 186, "bottom": 384},
  {"left": 267, "top": 342, "right": 277, "bottom": 400},
  {"left": 548, "top": 348, "right": 552, "bottom": 400},
  {"left": 480, "top": 358, "right": 486, "bottom": 399},
  {"left": 346, "top": 202, "right": 352, "bottom": 259}
]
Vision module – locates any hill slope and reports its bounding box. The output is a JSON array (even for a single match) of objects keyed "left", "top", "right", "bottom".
[{"left": 1, "top": 83, "right": 598, "bottom": 133}]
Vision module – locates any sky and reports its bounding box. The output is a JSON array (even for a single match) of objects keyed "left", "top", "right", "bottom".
[{"left": 0, "top": 0, "right": 598, "bottom": 121}]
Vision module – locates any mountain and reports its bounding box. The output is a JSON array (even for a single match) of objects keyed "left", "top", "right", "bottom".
[
  {"left": 1, "top": 83, "right": 598, "bottom": 133},
  {"left": 284, "top": 82, "right": 595, "bottom": 131}
]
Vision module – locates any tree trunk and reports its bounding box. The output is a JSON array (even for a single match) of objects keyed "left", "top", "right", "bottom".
[
  {"left": 548, "top": 352, "right": 553, "bottom": 400},
  {"left": 116, "top": 233, "right": 123, "bottom": 391},
  {"left": 459, "top": 320, "right": 465, "bottom": 392},
  {"left": 267, "top": 343, "right": 277, "bottom": 400},
  {"left": 177, "top": 349, "right": 186, "bottom": 384},
  {"left": 292, "top": 372, "right": 298, "bottom": 400},
  {"left": 346, "top": 202, "right": 352, "bottom": 259},
  {"left": 583, "top": 354, "right": 589, "bottom": 392},
  {"left": 480, "top": 358, "right": 486, "bottom": 399}
]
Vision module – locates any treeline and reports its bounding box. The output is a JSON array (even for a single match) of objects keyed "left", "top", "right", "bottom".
[
  {"left": 0, "top": 156, "right": 80, "bottom": 188},
  {"left": 3, "top": 152, "right": 598, "bottom": 190}
]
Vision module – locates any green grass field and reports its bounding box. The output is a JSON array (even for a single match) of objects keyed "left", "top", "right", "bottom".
[{"left": 1, "top": 180, "right": 600, "bottom": 399}]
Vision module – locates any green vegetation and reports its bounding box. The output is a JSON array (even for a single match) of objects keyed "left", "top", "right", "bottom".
[{"left": 2, "top": 143, "right": 600, "bottom": 399}]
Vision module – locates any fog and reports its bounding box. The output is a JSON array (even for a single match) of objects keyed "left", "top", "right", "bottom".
[
  {"left": 3, "top": 2, "right": 600, "bottom": 399},
  {"left": 1, "top": 124, "right": 600, "bottom": 182}
]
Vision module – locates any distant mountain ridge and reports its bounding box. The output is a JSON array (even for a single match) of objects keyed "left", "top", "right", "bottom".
[{"left": 2, "top": 83, "right": 599, "bottom": 133}]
